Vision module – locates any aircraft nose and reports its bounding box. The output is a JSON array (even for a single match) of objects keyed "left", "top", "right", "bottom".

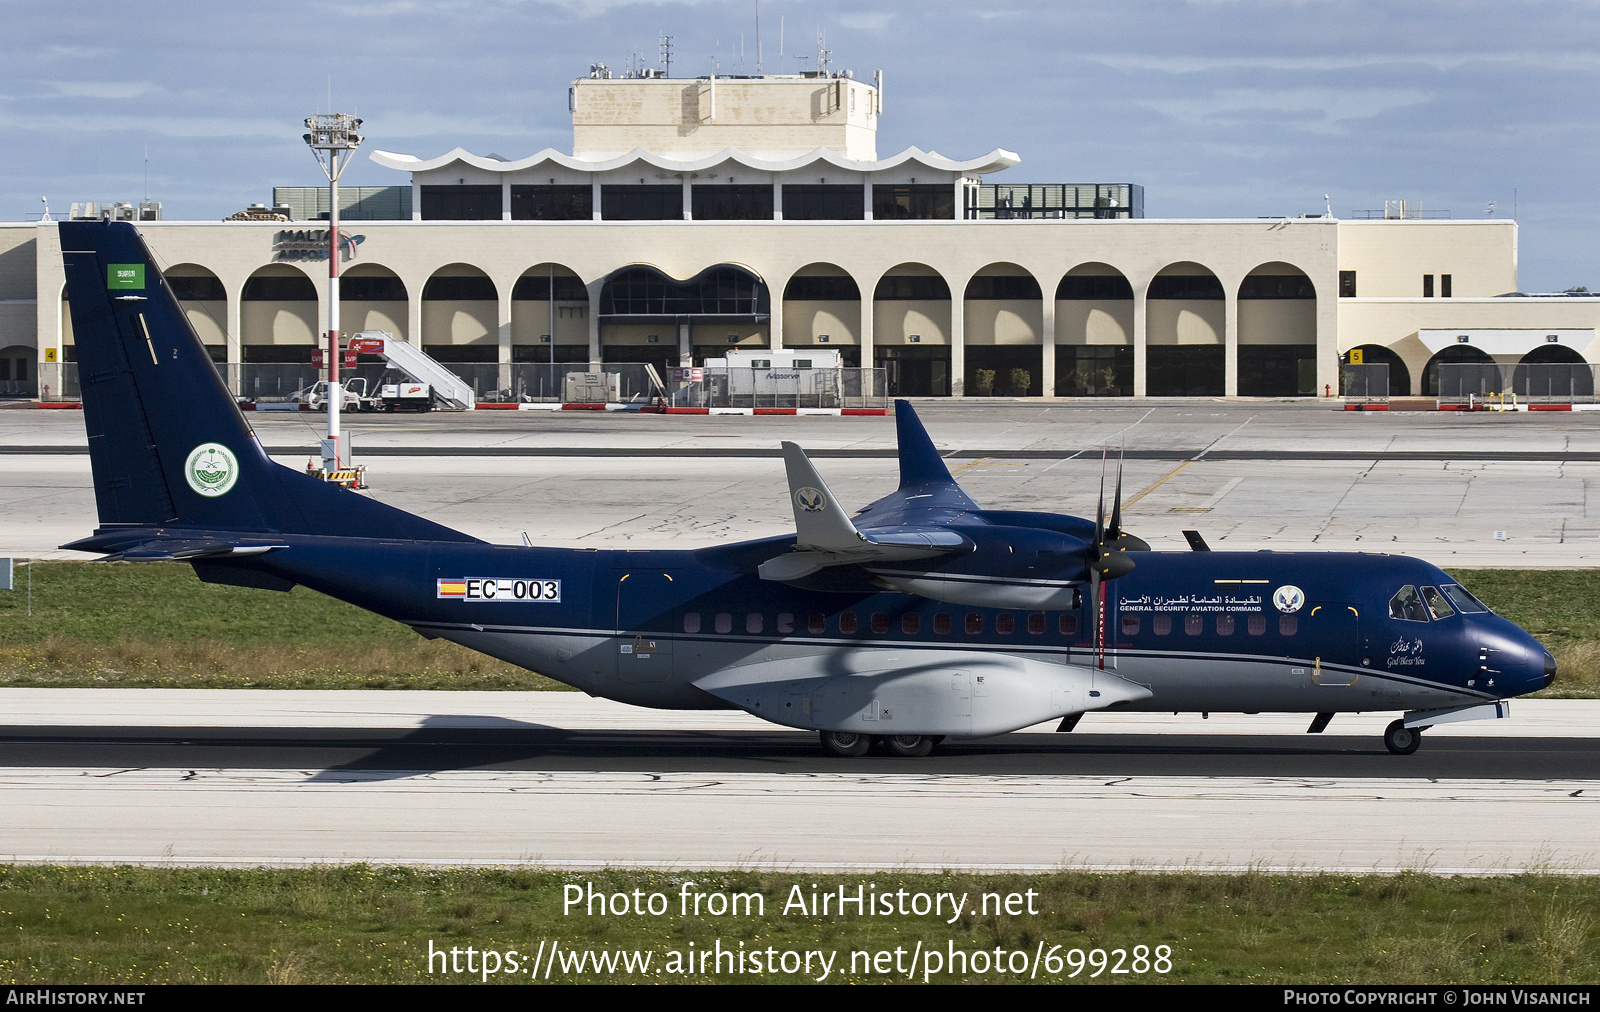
[{"left": 1543, "top": 649, "right": 1557, "bottom": 689}]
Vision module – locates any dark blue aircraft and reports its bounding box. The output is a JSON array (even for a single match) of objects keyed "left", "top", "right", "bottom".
[{"left": 59, "top": 221, "right": 1555, "bottom": 757}]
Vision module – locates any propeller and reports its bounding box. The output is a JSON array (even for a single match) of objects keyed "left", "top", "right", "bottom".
[{"left": 1085, "top": 444, "right": 1148, "bottom": 668}]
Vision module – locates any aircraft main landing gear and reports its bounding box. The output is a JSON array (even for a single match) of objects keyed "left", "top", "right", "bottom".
[
  {"left": 882, "top": 734, "right": 936, "bottom": 758},
  {"left": 819, "top": 731, "right": 944, "bottom": 757},
  {"left": 819, "top": 730, "right": 871, "bottom": 757},
  {"left": 1383, "top": 719, "right": 1425, "bottom": 755}
]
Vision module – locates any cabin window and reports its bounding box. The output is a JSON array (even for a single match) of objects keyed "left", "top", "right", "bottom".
[
  {"left": 1389, "top": 585, "right": 1429, "bottom": 623},
  {"left": 1216, "top": 614, "right": 1235, "bottom": 636},
  {"left": 683, "top": 612, "right": 702, "bottom": 634},
  {"left": 965, "top": 613, "right": 983, "bottom": 635},
  {"left": 746, "top": 613, "right": 764, "bottom": 634},
  {"left": 1279, "top": 614, "right": 1298, "bottom": 635},
  {"left": 1121, "top": 614, "right": 1140, "bottom": 635},
  {"left": 808, "top": 613, "right": 826, "bottom": 634},
  {"left": 1058, "top": 614, "right": 1077, "bottom": 636},
  {"left": 996, "top": 613, "right": 1015, "bottom": 635},
  {"left": 1152, "top": 614, "right": 1172, "bottom": 636},
  {"left": 776, "top": 612, "right": 795, "bottom": 634},
  {"left": 1248, "top": 614, "right": 1266, "bottom": 636},
  {"left": 902, "top": 613, "right": 921, "bottom": 635},
  {"left": 1027, "top": 612, "right": 1045, "bottom": 635},
  {"left": 715, "top": 613, "right": 732, "bottom": 634},
  {"left": 871, "top": 613, "right": 890, "bottom": 635},
  {"left": 839, "top": 613, "right": 859, "bottom": 634},
  {"left": 934, "top": 613, "right": 952, "bottom": 635},
  {"left": 1420, "top": 587, "right": 1454, "bottom": 620},
  {"left": 1441, "top": 584, "right": 1489, "bottom": 614},
  {"left": 1185, "top": 613, "right": 1204, "bottom": 636}
]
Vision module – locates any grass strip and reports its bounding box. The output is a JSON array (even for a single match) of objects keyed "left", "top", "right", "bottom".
[
  {"left": 0, "top": 866, "right": 1595, "bottom": 985},
  {"left": 0, "top": 563, "right": 1593, "bottom": 696}
]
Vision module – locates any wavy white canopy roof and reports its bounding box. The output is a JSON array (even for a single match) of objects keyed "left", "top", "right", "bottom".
[{"left": 369, "top": 145, "right": 1020, "bottom": 177}]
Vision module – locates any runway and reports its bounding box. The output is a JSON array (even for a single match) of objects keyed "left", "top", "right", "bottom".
[
  {"left": 3, "top": 402, "right": 1599, "bottom": 872},
  {"left": 1, "top": 691, "right": 1596, "bottom": 873}
]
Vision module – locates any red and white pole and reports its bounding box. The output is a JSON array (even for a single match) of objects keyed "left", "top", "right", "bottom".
[{"left": 324, "top": 171, "right": 342, "bottom": 470}]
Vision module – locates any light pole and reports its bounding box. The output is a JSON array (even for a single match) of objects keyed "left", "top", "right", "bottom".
[{"left": 303, "top": 112, "right": 363, "bottom": 472}]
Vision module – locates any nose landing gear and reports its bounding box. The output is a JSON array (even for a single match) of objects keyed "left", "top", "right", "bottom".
[{"left": 1383, "top": 719, "right": 1425, "bottom": 755}]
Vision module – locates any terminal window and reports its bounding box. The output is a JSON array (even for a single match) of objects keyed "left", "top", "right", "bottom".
[
  {"left": 420, "top": 185, "right": 501, "bottom": 220},
  {"left": 511, "top": 185, "right": 592, "bottom": 220},
  {"left": 1339, "top": 271, "right": 1357, "bottom": 298},
  {"left": 782, "top": 185, "right": 864, "bottom": 220}
]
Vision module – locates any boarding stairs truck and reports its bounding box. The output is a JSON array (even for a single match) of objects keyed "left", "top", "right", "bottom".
[{"left": 348, "top": 331, "right": 475, "bottom": 410}]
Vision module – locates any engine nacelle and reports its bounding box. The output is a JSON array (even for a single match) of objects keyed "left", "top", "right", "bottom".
[{"left": 867, "top": 524, "right": 1091, "bottom": 609}]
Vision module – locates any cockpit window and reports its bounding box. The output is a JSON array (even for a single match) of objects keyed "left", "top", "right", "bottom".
[
  {"left": 1440, "top": 584, "right": 1490, "bottom": 614},
  {"left": 1389, "top": 585, "right": 1429, "bottom": 623},
  {"left": 1420, "top": 586, "right": 1455, "bottom": 620}
]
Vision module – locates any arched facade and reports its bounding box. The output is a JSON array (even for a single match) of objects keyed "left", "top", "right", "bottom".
[
  {"left": 1055, "top": 263, "right": 1133, "bottom": 396},
  {"left": 1237, "top": 262, "right": 1318, "bottom": 396},
  {"left": 964, "top": 263, "right": 1042, "bottom": 396},
  {"left": 1514, "top": 343, "right": 1593, "bottom": 398},
  {"left": 873, "top": 263, "right": 952, "bottom": 397},
  {"left": 1422, "top": 344, "right": 1495, "bottom": 396},
  {"left": 1342, "top": 345, "right": 1412, "bottom": 397},
  {"left": 421, "top": 264, "right": 498, "bottom": 361},
  {"left": 598, "top": 263, "right": 769, "bottom": 370},
  {"left": 1147, "top": 262, "right": 1225, "bottom": 396},
  {"left": 339, "top": 263, "right": 408, "bottom": 341},
  {"left": 163, "top": 264, "right": 228, "bottom": 359},
  {"left": 512, "top": 264, "right": 589, "bottom": 363},
  {"left": 782, "top": 262, "right": 861, "bottom": 366},
  {"left": 241, "top": 264, "right": 318, "bottom": 360}
]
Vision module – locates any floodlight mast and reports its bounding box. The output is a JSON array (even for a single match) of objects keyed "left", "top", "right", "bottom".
[{"left": 302, "top": 113, "right": 363, "bottom": 471}]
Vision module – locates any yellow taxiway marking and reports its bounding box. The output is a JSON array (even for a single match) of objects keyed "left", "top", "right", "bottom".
[{"left": 1121, "top": 460, "right": 1193, "bottom": 510}]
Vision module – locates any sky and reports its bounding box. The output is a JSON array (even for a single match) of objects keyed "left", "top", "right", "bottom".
[{"left": 2, "top": 0, "right": 1596, "bottom": 291}]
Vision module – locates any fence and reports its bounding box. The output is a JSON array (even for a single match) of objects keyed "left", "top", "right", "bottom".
[
  {"left": 1436, "top": 362, "right": 1597, "bottom": 405},
  {"left": 1339, "top": 363, "right": 1390, "bottom": 404}
]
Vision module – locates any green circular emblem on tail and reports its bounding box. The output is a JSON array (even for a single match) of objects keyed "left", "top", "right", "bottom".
[{"left": 185, "top": 443, "right": 238, "bottom": 497}]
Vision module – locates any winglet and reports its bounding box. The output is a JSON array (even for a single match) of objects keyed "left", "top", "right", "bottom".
[
  {"left": 895, "top": 400, "right": 955, "bottom": 489},
  {"left": 781, "top": 441, "right": 866, "bottom": 551}
]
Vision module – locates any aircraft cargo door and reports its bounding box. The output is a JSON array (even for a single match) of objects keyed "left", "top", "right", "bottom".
[
  {"left": 615, "top": 572, "right": 676, "bottom": 683},
  {"left": 1304, "top": 603, "right": 1362, "bottom": 686}
]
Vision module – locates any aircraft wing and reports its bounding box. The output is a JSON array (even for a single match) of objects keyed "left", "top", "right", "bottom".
[{"left": 757, "top": 442, "right": 970, "bottom": 582}]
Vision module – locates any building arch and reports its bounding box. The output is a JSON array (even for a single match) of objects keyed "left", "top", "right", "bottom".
[
  {"left": 241, "top": 263, "right": 318, "bottom": 361},
  {"left": 1055, "top": 262, "right": 1133, "bottom": 396},
  {"left": 1147, "top": 262, "right": 1223, "bottom": 396},
  {"left": 1422, "top": 344, "right": 1496, "bottom": 397},
  {"left": 1514, "top": 342, "right": 1594, "bottom": 398},
  {"left": 0, "top": 344, "right": 36, "bottom": 397},
  {"left": 513, "top": 263, "right": 589, "bottom": 363},
  {"left": 339, "top": 263, "right": 409, "bottom": 342},
  {"left": 964, "top": 262, "right": 1041, "bottom": 396},
  {"left": 598, "top": 263, "right": 769, "bottom": 369},
  {"left": 1341, "top": 345, "right": 1411, "bottom": 397},
  {"left": 872, "top": 262, "right": 951, "bottom": 396},
  {"left": 421, "top": 263, "right": 498, "bottom": 360},
  {"left": 782, "top": 262, "right": 861, "bottom": 364},
  {"left": 1238, "top": 261, "right": 1317, "bottom": 396},
  {"left": 162, "top": 263, "right": 229, "bottom": 359}
]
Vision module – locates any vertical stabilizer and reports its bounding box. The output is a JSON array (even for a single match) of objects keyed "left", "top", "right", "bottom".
[
  {"left": 894, "top": 399, "right": 955, "bottom": 489},
  {"left": 59, "top": 221, "right": 475, "bottom": 543}
]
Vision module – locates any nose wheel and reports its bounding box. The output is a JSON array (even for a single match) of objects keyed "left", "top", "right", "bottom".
[{"left": 1383, "top": 719, "right": 1424, "bottom": 755}]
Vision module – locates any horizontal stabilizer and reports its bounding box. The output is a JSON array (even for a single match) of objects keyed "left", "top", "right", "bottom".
[{"left": 761, "top": 442, "right": 968, "bottom": 581}]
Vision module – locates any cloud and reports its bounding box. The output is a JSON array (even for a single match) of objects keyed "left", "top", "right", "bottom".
[
  {"left": 1141, "top": 87, "right": 1434, "bottom": 131},
  {"left": 838, "top": 12, "right": 894, "bottom": 32},
  {"left": 42, "top": 81, "right": 159, "bottom": 100}
]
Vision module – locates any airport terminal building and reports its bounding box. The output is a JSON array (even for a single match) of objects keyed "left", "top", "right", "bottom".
[{"left": 2, "top": 69, "right": 1597, "bottom": 400}]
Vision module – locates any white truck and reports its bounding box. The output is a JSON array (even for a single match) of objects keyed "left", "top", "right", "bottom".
[{"left": 379, "top": 381, "right": 434, "bottom": 411}]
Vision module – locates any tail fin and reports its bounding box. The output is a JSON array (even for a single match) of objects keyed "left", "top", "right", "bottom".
[
  {"left": 894, "top": 399, "right": 956, "bottom": 489},
  {"left": 60, "top": 220, "right": 474, "bottom": 543}
]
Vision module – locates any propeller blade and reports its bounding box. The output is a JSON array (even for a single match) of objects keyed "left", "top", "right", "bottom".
[
  {"left": 1090, "top": 567, "right": 1104, "bottom": 670},
  {"left": 1109, "top": 443, "right": 1125, "bottom": 538}
]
